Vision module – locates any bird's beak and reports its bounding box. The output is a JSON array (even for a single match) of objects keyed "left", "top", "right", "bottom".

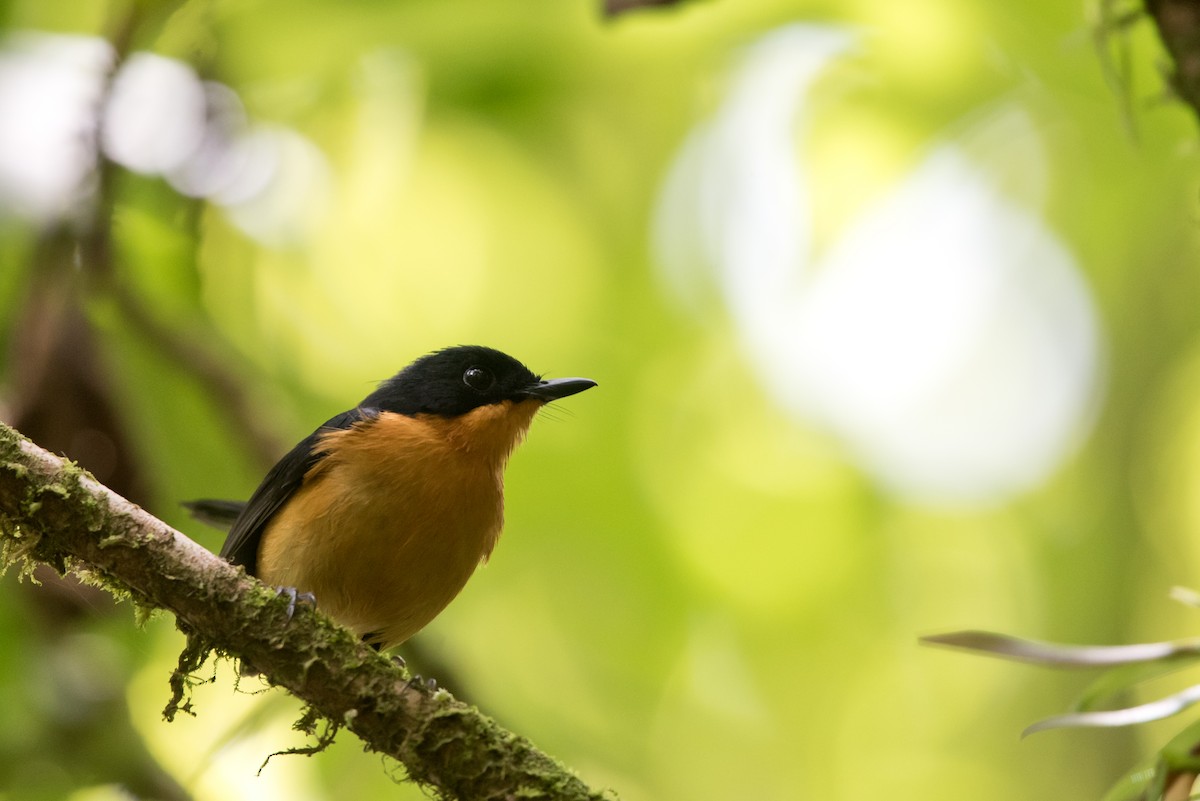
[{"left": 518, "top": 377, "right": 597, "bottom": 402}]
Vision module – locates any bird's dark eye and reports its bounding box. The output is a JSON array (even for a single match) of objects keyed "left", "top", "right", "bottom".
[{"left": 463, "top": 366, "right": 495, "bottom": 392}]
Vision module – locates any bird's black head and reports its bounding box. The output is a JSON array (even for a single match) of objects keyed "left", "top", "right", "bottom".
[{"left": 360, "top": 345, "right": 596, "bottom": 417}]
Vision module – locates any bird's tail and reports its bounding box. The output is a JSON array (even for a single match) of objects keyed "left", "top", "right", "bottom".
[{"left": 181, "top": 498, "right": 246, "bottom": 531}]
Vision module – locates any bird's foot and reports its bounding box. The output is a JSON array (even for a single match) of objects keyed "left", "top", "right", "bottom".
[
  {"left": 275, "top": 586, "right": 317, "bottom": 620},
  {"left": 403, "top": 674, "right": 438, "bottom": 692}
]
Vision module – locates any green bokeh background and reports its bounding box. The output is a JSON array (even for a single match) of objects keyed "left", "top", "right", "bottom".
[{"left": 2, "top": 1, "right": 1200, "bottom": 799}]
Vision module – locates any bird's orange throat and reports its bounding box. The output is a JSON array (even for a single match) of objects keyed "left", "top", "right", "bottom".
[{"left": 415, "top": 398, "right": 543, "bottom": 467}]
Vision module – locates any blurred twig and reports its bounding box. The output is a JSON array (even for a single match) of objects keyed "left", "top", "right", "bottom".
[
  {"left": 603, "top": 0, "right": 690, "bottom": 18},
  {"left": 1162, "top": 770, "right": 1196, "bottom": 801},
  {"left": 0, "top": 420, "right": 614, "bottom": 801},
  {"left": 1093, "top": 0, "right": 1143, "bottom": 139},
  {"left": 108, "top": 281, "right": 288, "bottom": 470},
  {"left": 1145, "top": 0, "right": 1200, "bottom": 121}
]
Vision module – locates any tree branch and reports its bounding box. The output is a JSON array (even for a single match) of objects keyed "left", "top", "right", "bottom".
[
  {"left": 0, "top": 419, "right": 613, "bottom": 801},
  {"left": 1146, "top": 0, "right": 1200, "bottom": 120}
]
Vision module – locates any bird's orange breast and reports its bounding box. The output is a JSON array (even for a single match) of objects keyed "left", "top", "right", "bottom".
[{"left": 256, "top": 400, "right": 542, "bottom": 649}]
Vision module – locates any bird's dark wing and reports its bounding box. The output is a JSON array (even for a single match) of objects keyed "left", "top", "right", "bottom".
[{"left": 218, "top": 407, "right": 378, "bottom": 576}]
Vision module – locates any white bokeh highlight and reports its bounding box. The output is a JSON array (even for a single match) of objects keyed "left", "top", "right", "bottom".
[
  {"left": 654, "top": 25, "right": 1102, "bottom": 504},
  {"left": 0, "top": 33, "right": 111, "bottom": 223},
  {"left": 0, "top": 31, "right": 329, "bottom": 246},
  {"left": 102, "top": 52, "right": 206, "bottom": 175}
]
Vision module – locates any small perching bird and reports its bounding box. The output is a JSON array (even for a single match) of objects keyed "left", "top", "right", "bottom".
[{"left": 188, "top": 345, "right": 596, "bottom": 651}]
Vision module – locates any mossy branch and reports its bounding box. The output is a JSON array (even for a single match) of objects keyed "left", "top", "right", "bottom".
[{"left": 0, "top": 419, "right": 614, "bottom": 801}]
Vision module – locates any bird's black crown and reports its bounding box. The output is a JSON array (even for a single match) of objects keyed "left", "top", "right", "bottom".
[{"left": 360, "top": 345, "right": 543, "bottom": 417}]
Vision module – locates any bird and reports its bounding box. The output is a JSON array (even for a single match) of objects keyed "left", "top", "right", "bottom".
[{"left": 186, "top": 345, "right": 595, "bottom": 651}]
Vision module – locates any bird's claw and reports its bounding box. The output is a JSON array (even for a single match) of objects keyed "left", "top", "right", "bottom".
[
  {"left": 403, "top": 674, "right": 438, "bottom": 693},
  {"left": 275, "top": 586, "right": 317, "bottom": 620}
]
